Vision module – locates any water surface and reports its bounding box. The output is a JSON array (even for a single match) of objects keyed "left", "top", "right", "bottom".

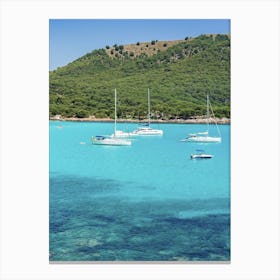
[{"left": 49, "top": 121, "right": 230, "bottom": 261}]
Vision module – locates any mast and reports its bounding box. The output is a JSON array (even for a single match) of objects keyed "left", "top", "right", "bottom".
[
  {"left": 114, "top": 88, "right": 117, "bottom": 136},
  {"left": 206, "top": 93, "right": 209, "bottom": 133},
  {"left": 148, "top": 88, "right": 150, "bottom": 127}
]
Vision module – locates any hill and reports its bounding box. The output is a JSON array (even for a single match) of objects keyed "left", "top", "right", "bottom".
[{"left": 49, "top": 34, "right": 230, "bottom": 120}]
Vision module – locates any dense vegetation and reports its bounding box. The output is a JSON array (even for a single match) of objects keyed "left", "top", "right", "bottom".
[{"left": 49, "top": 34, "right": 230, "bottom": 120}]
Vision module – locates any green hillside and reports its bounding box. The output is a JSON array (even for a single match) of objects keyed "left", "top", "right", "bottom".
[{"left": 49, "top": 34, "right": 230, "bottom": 120}]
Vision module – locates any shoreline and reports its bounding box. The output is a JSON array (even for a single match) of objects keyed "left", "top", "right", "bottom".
[{"left": 49, "top": 117, "right": 230, "bottom": 124}]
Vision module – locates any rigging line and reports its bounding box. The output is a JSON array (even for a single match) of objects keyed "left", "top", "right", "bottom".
[{"left": 209, "top": 99, "right": 221, "bottom": 138}]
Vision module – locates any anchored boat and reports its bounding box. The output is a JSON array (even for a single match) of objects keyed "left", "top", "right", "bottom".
[
  {"left": 129, "top": 88, "right": 163, "bottom": 136},
  {"left": 91, "top": 89, "right": 132, "bottom": 146},
  {"left": 91, "top": 135, "right": 131, "bottom": 146},
  {"left": 190, "top": 149, "right": 213, "bottom": 159},
  {"left": 181, "top": 94, "right": 221, "bottom": 143}
]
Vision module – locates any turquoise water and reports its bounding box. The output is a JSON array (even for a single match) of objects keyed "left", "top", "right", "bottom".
[{"left": 49, "top": 121, "right": 230, "bottom": 261}]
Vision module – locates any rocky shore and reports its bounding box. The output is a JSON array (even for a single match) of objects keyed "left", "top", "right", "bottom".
[{"left": 50, "top": 116, "right": 230, "bottom": 124}]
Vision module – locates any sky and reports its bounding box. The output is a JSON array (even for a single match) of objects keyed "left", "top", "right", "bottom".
[{"left": 49, "top": 19, "right": 230, "bottom": 70}]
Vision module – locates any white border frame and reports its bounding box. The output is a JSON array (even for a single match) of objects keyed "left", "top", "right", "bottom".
[{"left": 1, "top": 0, "right": 279, "bottom": 279}]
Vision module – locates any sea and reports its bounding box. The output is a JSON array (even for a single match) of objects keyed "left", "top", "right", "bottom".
[{"left": 49, "top": 121, "right": 230, "bottom": 262}]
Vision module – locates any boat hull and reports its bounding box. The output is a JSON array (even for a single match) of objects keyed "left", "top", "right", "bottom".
[
  {"left": 186, "top": 136, "right": 221, "bottom": 143},
  {"left": 91, "top": 137, "right": 131, "bottom": 146},
  {"left": 129, "top": 128, "right": 163, "bottom": 136},
  {"left": 111, "top": 130, "right": 131, "bottom": 138},
  {"left": 191, "top": 154, "right": 213, "bottom": 159}
]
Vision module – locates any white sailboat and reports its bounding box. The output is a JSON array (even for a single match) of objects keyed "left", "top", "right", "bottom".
[
  {"left": 91, "top": 135, "right": 131, "bottom": 146},
  {"left": 110, "top": 88, "right": 131, "bottom": 138},
  {"left": 91, "top": 89, "right": 132, "bottom": 146},
  {"left": 181, "top": 94, "right": 221, "bottom": 143},
  {"left": 129, "top": 88, "right": 163, "bottom": 136}
]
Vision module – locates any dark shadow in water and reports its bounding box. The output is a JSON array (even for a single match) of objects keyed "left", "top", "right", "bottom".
[{"left": 49, "top": 175, "right": 230, "bottom": 262}]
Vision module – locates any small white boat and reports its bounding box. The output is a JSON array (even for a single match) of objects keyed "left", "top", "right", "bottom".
[
  {"left": 129, "top": 88, "right": 163, "bottom": 136},
  {"left": 190, "top": 149, "right": 213, "bottom": 159},
  {"left": 91, "top": 135, "right": 131, "bottom": 146}
]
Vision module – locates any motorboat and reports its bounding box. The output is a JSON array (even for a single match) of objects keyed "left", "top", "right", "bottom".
[{"left": 190, "top": 149, "right": 213, "bottom": 159}]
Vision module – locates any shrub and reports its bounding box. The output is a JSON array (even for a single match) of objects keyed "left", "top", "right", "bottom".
[{"left": 75, "top": 110, "right": 88, "bottom": 118}]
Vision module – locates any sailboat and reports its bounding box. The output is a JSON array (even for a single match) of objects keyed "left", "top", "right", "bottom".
[
  {"left": 109, "top": 88, "right": 131, "bottom": 138},
  {"left": 129, "top": 88, "right": 163, "bottom": 136},
  {"left": 180, "top": 94, "right": 221, "bottom": 143},
  {"left": 91, "top": 89, "right": 132, "bottom": 146}
]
